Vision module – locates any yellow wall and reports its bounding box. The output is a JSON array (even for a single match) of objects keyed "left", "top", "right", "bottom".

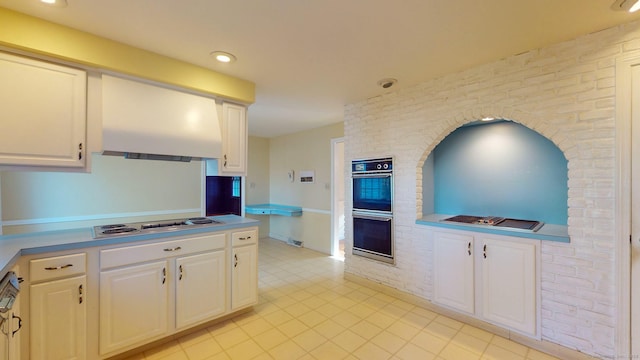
[
  {"left": 267, "top": 122, "right": 344, "bottom": 254},
  {"left": 246, "top": 136, "right": 271, "bottom": 238},
  {"left": 0, "top": 7, "right": 254, "bottom": 103}
]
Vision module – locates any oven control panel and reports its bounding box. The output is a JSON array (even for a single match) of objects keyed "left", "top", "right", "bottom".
[{"left": 352, "top": 157, "right": 393, "bottom": 173}]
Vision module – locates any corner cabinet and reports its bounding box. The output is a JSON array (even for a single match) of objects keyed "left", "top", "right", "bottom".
[
  {"left": 219, "top": 102, "right": 248, "bottom": 176},
  {"left": 431, "top": 229, "right": 539, "bottom": 337},
  {"left": 0, "top": 52, "right": 86, "bottom": 168}
]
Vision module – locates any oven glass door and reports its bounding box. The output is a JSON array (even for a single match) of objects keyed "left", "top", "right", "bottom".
[
  {"left": 352, "top": 173, "right": 392, "bottom": 212},
  {"left": 353, "top": 213, "right": 393, "bottom": 262}
]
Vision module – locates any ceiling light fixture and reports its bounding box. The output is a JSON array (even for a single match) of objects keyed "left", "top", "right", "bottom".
[
  {"left": 377, "top": 78, "right": 397, "bottom": 89},
  {"left": 210, "top": 51, "right": 237, "bottom": 63},
  {"left": 481, "top": 117, "right": 495, "bottom": 121},
  {"left": 611, "top": 0, "right": 640, "bottom": 12},
  {"left": 40, "top": 0, "right": 67, "bottom": 7}
]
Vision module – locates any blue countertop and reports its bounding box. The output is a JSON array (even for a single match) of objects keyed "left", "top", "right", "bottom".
[
  {"left": 0, "top": 215, "right": 260, "bottom": 274},
  {"left": 246, "top": 204, "right": 303, "bottom": 217},
  {"left": 416, "top": 214, "right": 569, "bottom": 243}
]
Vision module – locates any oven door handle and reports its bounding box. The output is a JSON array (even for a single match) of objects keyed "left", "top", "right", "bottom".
[
  {"left": 352, "top": 173, "right": 392, "bottom": 179},
  {"left": 353, "top": 213, "right": 392, "bottom": 221}
]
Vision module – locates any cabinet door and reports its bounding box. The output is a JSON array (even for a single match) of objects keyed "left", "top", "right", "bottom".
[
  {"left": 480, "top": 237, "right": 537, "bottom": 336},
  {"left": 176, "top": 250, "right": 226, "bottom": 329},
  {"left": 220, "top": 102, "right": 247, "bottom": 175},
  {"left": 30, "top": 275, "right": 86, "bottom": 360},
  {"left": 0, "top": 52, "right": 86, "bottom": 167},
  {"left": 231, "top": 245, "right": 258, "bottom": 310},
  {"left": 99, "top": 261, "right": 169, "bottom": 356},
  {"left": 432, "top": 232, "right": 475, "bottom": 314}
]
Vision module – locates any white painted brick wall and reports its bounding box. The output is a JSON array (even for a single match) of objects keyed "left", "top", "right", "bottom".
[{"left": 343, "top": 20, "right": 640, "bottom": 357}]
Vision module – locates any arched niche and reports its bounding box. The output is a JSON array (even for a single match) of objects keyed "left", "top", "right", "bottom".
[{"left": 420, "top": 119, "right": 568, "bottom": 225}]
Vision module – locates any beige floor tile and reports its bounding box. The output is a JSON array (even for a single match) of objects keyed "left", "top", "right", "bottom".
[
  {"left": 297, "top": 310, "right": 328, "bottom": 327},
  {"left": 526, "top": 349, "right": 562, "bottom": 360},
  {"left": 177, "top": 328, "right": 212, "bottom": 348},
  {"left": 440, "top": 343, "right": 482, "bottom": 360},
  {"left": 268, "top": 340, "right": 308, "bottom": 360},
  {"left": 370, "top": 330, "right": 408, "bottom": 354},
  {"left": 292, "top": 328, "right": 328, "bottom": 352},
  {"left": 349, "top": 320, "right": 384, "bottom": 339},
  {"left": 155, "top": 351, "right": 189, "bottom": 360},
  {"left": 313, "top": 319, "right": 347, "bottom": 339},
  {"left": 278, "top": 318, "right": 310, "bottom": 338},
  {"left": 182, "top": 337, "right": 223, "bottom": 360},
  {"left": 316, "top": 302, "right": 344, "bottom": 317},
  {"left": 250, "top": 353, "right": 275, "bottom": 360},
  {"left": 460, "top": 325, "right": 494, "bottom": 343},
  {"left": 387, "top": 319, "right": 422, "bottom": 339},
  {"left": 207, "top": 320, "right": 239, "bottom": 337},
  {"left": 395, "top": 342, "right": 438, "bottom": 360},
  {"left": 410, "top": 329, "right": 449, "bottom": 354},
  {"left": 333, "top": 310, "right": 363, "bottom": 328},
  {"left": 252, "top": 328, "right": 289, "bottom": 350},
  {"left": 352, "top": 342, "right": 392, "bottom": 360},
  {"left": 332, "top": 329, "right": 368, "bottom": 352},
  {"left": 434, "top": 315, "right": 465, "bottom": 330},
  {"left": 204, "top": 352, "right": 230, "bottom": 360},
  {"left": 451, "top": 331, "right": 490, "bottom": 355},
  {"left": 144, "top": 340, "right": 183, "bottom": 360},
  {"left": 212, "top": 327, "right": 250, "bottom": 350},
  {"left": 282, "top": 302, "right": 313, "bottom": 317},
  {"left": 238, "top": 317, "right": 275, "bottom": 337},
  {"left": 425, "top": 321, "right": 459, "bottom": 341},
  {"left": 367, "top": 311, "right": 398, "bottom": 329},
  {"left": 309, "top": 341, "right": 350, "bottom": 360},
  {"left": 490, "top": 336, "right": 529, "bottom": 357},
  {"left": 481, "top": 343, "right": 527, "bottom": 360},
  {"left": 262, "top": 309, "right": 295, "bottom": 326},
  {"left": 225, "top": 339, "right": 265, "bottom": 359}
]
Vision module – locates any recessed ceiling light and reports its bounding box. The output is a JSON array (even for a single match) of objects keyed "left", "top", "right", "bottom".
[
  {"left": 40, "top": 0, "right": 67, "bottom": 7},
  {"left": 611, "top": 0, "right": 640, "bottom": 12},
  {"left": 210, "top": 51, "right": 237, "bottom": 63}
]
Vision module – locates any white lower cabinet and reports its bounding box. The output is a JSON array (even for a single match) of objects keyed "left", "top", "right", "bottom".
[
  {"left": 99, "top": 261, "right": 169, "bottom": 355},
  {"left": 176, "top": 250, "right": 226, "bottom": 329},
  {"left": 231, "top": 229, "right": 258, "bottom": 310},
  {"left": 432, "top": 230, "right": 538, "bottom": 337},
  {"left": 98, "top": 232, "right": 229, "bottom": 357},
  {"left": 29, "top": 254, "right": 86, "bottom": 360},
  {"left": 433, "top": 232, "right": 474, "bottom": 314}
]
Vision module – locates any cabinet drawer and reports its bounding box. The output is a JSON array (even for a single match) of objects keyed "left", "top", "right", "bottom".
[
  {"left": 232, "top": 229, "right": 257, "bottom": 246},
  {"left": 30, "top": 253, "right": 87, "bottom": 282},
  {"left": 101, "top": 233, "right": 226, "bottom": 269}
]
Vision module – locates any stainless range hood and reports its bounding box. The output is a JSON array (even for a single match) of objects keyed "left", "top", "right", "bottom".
[{"left": 101, "top": 75, "right": 222, "bottom": 161}]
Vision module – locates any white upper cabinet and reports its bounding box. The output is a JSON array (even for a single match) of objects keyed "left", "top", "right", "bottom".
[
  {"left": 219, "top": 102, "right": 247, "bottom": 175},
  {"left": 0, "top": 52, "right": 87, "bottom": 167}
]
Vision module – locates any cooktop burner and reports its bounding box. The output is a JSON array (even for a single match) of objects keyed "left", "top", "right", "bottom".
[{"left": 92, "top": 217, "right": 224, "bottom": 239}]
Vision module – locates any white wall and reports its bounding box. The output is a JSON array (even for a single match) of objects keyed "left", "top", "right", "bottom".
[
  {"left": 343, "top": 20, "right": 640, "bottom": 357},
  {"left": 268, "top": 123, "right": 344, "bottom": 254}
]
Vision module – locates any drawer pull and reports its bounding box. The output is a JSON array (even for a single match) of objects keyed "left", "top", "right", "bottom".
[
  {"left": 44, "top": 264, "right": 73, "bottom": 271},
  {"left": 239, "top": 236, "right": 251, "bottom": 240},
  {"left": 12, "top": 314, "right": 22, "bottom": 337},
  {"left": 163, "top": 246, "right": 182, "bottom": 252},
  {"left": 79, "top": 284, "right": 83, "bottom": 304},
  {"left": 162, "top": 267, "right": 166, "bottom": 284},
  {"left": 234, "top": 254, "right": 238, "bottom": 268},
  {"left": 179, "top": 265, "right": 183, "bottom": 280}
]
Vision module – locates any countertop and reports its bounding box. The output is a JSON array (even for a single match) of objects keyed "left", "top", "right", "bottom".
[
  {"left": 416, "top": 213, "right": 569, "bottom": 243},
  {"left": 0, "top": 215, "right": 260, "bottom": 274}
]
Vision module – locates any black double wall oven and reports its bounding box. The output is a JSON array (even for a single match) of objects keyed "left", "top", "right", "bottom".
[{"left": 352, "top": 157, "right": 394, "bottom": 264}]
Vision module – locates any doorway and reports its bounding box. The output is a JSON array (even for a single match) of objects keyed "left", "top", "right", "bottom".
[{"left": 331, "top": 137, "right": 345, "bottom": 259}]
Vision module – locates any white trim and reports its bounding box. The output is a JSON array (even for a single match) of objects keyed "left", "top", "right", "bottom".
[
  {"left": 1, "top": 208, "right": 202, "bottom": 226},
  {"left": 302, "top": 208, "right": 331, "bottom": 215},
  {"left": 615, "top": 54, "right": 636, "bottom": 356}
]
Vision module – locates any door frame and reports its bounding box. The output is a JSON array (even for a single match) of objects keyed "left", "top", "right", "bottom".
[
  {"left": 615, "top": 55, "right": 636, "bottom": 355},
  {"left": 331, "top": 137, "right": 345, "bottom": 257}
]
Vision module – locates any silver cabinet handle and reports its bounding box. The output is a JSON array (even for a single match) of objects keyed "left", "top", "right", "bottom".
[
  {"left": 78, "top": 284, "right": 83, "bottom": 304},
  {"left": 162, "top": 267, "right": 166, "bottom": 284},
  {"left": 179, "top": 265, "right": 183, "bottom": 280},
  {"left": 163, "top": 246, "right": 182, "bottom": 252},
  {"left": 483, "top": 244, "right": 487, "bottom": 259},
  {"left": 234, "top": 254, "right": 238, "bottom": 268},
  {"left": 467, "top": 242, "right": 471, "bottom": 256},
  {"left": 45, "top": 264, "right": 73, "bottom": 270}
]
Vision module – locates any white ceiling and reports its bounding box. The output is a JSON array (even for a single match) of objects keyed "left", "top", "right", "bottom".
[{"left": 1, "top": 0, "right": 639, "bottom": 137}]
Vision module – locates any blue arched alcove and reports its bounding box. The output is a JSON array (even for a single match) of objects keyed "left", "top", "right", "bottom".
[{"left": 422, "top": 120, "right": 568, "bottom": 225}]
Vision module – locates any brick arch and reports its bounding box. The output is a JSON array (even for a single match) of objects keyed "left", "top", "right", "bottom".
[{"left": 415, "top": 107, "right": 576, "bottom": 218}]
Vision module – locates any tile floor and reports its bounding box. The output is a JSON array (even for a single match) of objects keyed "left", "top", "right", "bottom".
[{"left": 123, "top": 238, "right": 560, "bottom": 360}]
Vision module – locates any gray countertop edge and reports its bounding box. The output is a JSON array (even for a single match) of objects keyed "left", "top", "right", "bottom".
[
  {"left": 416, "top": 214, "right": 570, "bottom": 243},
  {"left": 0, "top": 215, "right": 260, "bottom": 274}
]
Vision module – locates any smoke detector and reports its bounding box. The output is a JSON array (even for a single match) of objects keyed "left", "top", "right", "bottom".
[{"left": 377, "top": 78, "right": 397, "bottom": 89}]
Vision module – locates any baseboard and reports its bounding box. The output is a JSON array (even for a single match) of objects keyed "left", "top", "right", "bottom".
[{"left": 344, "top": 272, "right": 595, "bottom": 360}]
